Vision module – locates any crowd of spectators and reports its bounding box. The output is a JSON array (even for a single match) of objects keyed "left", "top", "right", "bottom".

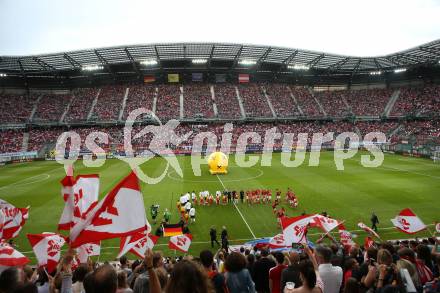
[
  {"left": 398, "top": 120, "right": 440, "bottom": 138},
  {"left": 123, "top": 84, "right": 155, "bottom": 119},
  {"left": 0, "top": 129, "right": 23, "bottom": 153},
  {"left": 314, "top": 91, "right": 351, "bottom": 118},
  {"left": 0, "top": 93, "right": 35, "bottom": 124},
  {"left": 183, "top": 84, "right": 215, "bottom": 118},
  {"left": 291, "top": 87, "right": 323, "bottom": 117},
  {"left": 155, "top": 85, "right": 181, "bottom": 120},
  {"left": 92, "top": 85, "right": 126, "bottom": 121},
  {"left": 213, "top": 84, "right": 242, "bottom": 119},
  {"left": 265, "top": 84, "right": 301, "bottom": 117},
  {"left": 355, "top": 121, "right": 399, "bottom": 138},
  {"left": 2, "top": 237, "right": 439, "bottom": 293},
  {"left": 65, "top": 88, "right": 99, "bottom": 122},
  {"left": 33, "top": 94, "right": 71, "bottom": 122},
  {"left": 345, "top": 89, "right": 393, "bottom": 117},
  {"left": 238, "top": 85, "right": 273, "bottom": 118},
  {"left": 391, "top": 85, "right": 440, "bottom": 117}
]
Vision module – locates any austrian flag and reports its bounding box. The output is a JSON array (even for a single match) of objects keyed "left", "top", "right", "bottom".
[
  {"left": 27, "top": 233, "right": 66, "bottom": 273},
  {"left": 0, "top": 241, "right": 29, "bottom": 267},
  {"left": 70, "top": 172, "right": 149, "bottom": 248},
  {"left": 168, "top": 234, "right": 192, "bottom": 253},
  {"left": 0, "top": 199, "right": 29, "bottom": 240},
  {"left": 391, "top": 208, "right": 426, "bottom": 234}
]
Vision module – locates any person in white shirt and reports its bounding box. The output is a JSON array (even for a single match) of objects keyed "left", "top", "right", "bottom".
[
  {"left": 185, "top": 201, "right": 192, "bottom": 213},
  {"left": 189, "top": 207, "right": 196, "bottom": 222},
  {"left": 180, "top": 194, "right": 186, "bottom": 205},
  {"left": 315, "top": 245, "right": 343, "bottom": 293},
  {"left": 191, "top": 191, "right": 196, "bottom": 202}
]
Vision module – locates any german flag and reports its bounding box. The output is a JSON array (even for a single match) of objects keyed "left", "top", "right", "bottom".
[
  {"left": 143, "top": 75, "right": 155, "bottom": 83},
  {"left": 163, "top": 223, "right": 183, "bottom": 237}
]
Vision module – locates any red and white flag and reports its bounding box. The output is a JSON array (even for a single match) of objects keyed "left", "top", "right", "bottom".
[
  {"left": 238, "top": 74, "right": 250, "bottom": 83},
  {"left": 0, "top": 240, "right": 29, "bottom": 267},
  {"left": 364, "top": 236, "right": 375, "bottom": 249},
  {"left": 168, "top": 234, "right": 192, "bottom": 253},
  {"left": 59, "top": 175, "right": 99, "bottom": 230},
  {"left": 358, "top": 222, "right": 380, "bottom": 239},
  {"left": 0, "top": 199, "right": 29, "bottom": 240},
  {"left": 27, "top": 233, "right": 66, "bottom": 273},
  {"left": 391, "top": 208, "right": 426, "bottom": 234},
  {"left": 268, "top": 233, "right": 289, "bottom": 249},
  {"left": 338, "top": 224, "right": 355, "bottom": 248},
  {"left": 76, "top": 242, "right": 101, "bottom": 263},
  {"left": 312, "top": 215, "right": 340, "bottom": 233},
  {"left": 281, "top": 215, "right": 314, "bottom": 246},
  {"left": 70, "top": 172, "right": 148, "bottom": 248},
  {"left": 0, "top": 210, "right": 4, "bottom": 239},
  {"left": 118, "top": 232, "right": 159, "bottom": 259}
]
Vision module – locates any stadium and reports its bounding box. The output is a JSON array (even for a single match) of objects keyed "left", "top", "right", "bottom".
[{"left": 0, "top": 1, "right": 440, "bottom": 292}]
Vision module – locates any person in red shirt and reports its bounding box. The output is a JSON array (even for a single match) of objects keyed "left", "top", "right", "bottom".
[{"left": 269, "top": 252, "right": 288, "bottom": 293}]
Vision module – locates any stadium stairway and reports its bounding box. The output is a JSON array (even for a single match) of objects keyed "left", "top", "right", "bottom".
[
  {"left": 309, "top": 88, "right": 327, "bottom": 116},
  {"left": 341, "top": 94, "right": 353, "bottom": 116},
  {"left": 29, "top": 94, "right": 42, "bottom": 122},
  {"left": 234, "top": 86, "right": 246, "bottom": 118},
  {"left": 118, "top": 87, "right": 129, "bottom": 121},
  {"left": 180, "top": 86, "right": 184, "bottom": 119},
  {"left": 384, "top": 89, "right": 400, "bottom": 117},
  {"left": 87, "top": 88, "right": 101, "bottom": 121},
  {"left": 210, "top": 85, "right": 219, "bottom": 117},
  {"left": 21, "top": 132, "right": 29, "bottom": 152},
  {"left": 261, "top": 86, "right": 277, "bottom": 118},
  {"left": 288, "top": 86, "right": 304, "bottom": 116},
  {"left": 152, "top": 87, "right": 158, "bottom": 114},
  {"left": 59, "top": 93, "right": 74, "bottom": 123}
]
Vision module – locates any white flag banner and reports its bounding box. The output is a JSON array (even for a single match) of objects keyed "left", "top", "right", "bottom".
[
  {"left": 27, "top": 232, "right": 66, "bottom": 273},
  {"left": 391, "top": 208, "right": 426, "bottom": 234},
  {"left": 168, "top": 234, "right": 192, "bottom": 253}
]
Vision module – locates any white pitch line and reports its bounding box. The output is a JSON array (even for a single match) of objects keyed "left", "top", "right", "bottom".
[{"left": 216, "top": 174, "right": 257, "bottom": 239}]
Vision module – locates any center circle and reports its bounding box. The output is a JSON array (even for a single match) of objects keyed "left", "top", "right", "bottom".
[{"left": 167, "top": 166, "right": 264, "bottom": 183}]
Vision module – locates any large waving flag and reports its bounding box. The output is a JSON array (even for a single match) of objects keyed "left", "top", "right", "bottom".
[
  {"left": 338, "top": 224, "right": 355, "bottom": 248},
  {"left": 118, "top": 232, "right": 159, "bottom": 259},
  {"left": 27, "top": 233, "right": 66, "bottom": 273},
  {"left": 268, "top": 233, "right": 289, "bottom": 249},
  {"left": 0, "top": 199, "right": 29, "bottom": 240},
  {"left": 168, "top": 234, "right": 192, "bottom": 253},
  {"left": 0, "top": 241, "right": 29, "bottom": 267},
  {"left": 311, "top": 215, "right": 340, "bottom": 233},
  {"left": 281, "top": 215, "right": 314, "bottom": 246},
  {"left": 391, "top": 208, "right": 426, "bottom": 234},
  {"left": 358, "top": 222, "right": 380, "bottom": 239},
  {"left": 59, "top": 174, "right": 99, "bottom": 230},
  {"left": 76, "top": 242, "right": 101, "bottom": 263},
  {"left": 0, "top": 210, "right": 4, "bottom": 239},
  {"left": 70, "top": 172, "right": 148, "bottom": 248}
]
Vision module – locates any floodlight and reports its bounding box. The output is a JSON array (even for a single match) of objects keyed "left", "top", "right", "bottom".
[
  {"left": 394, "top": 68, "right": 407, "bottom": 73},
  {"left": 82, "top": 64, "right": 103, "bottom": 71},
  {"left": 192, "top": 59, "right": 207, "bottom": 64},
  {"left": 288, "top": 64, "right": 310, "bottom": 70},
  {"left": 369, "top": 71, "right": 382, "bottom": 75},
  {"left": 239, "top": 59, "right": 257, "bottom": 66},
  {"left": 140, "top": 59, "right": 158, "bottom": 66},
  {"left": 0, "top": 73, "right": 7, "bottom": 77}
]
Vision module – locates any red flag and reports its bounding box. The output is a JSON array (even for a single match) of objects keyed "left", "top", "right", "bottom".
[
  {"left": 0, "top": 241, "right": 29, "bottom": 267},
  {"left": 281, "top": 215, "right": 314, "bottom": 246},
  {"left": 119, "top": 232, "right": 159, "bottom": 259},
  {"left": 59, "top": 174, "right": 99, "bottom": 230},
  {"left": 69, "top": 172, "right": 148, "bottom": 248},
  {"left": 364, "top": 236, "right": 374, "bottom": 249},
  {"left": 357, "top": 222, "right": 380, "bottom": 239},
  {"left": 0, "top": 199, "right": 29, "bottom": 239},
  {"left": 27, "top": 233, "right": 66, "bottom": 273},
  {"left": 338, "top": 224, "right": 355, "bottom": 248},
  {"left": 268, "top": 233, "right": 289, "bottom": 249},
  {"left": 391, "top": 208, "right": 426, "bottom": 234},
  {"left": 238, "top": 74, "right": 250, "bottom": 83},
  {"left": 312, "top": 215, "right": 340, "bottom": 233},
  {"left": 76, "top": 242, "right": 101, "bottom": 263},
  {"left": 168, "top": 234, "right": 192, "bottom": 253}
]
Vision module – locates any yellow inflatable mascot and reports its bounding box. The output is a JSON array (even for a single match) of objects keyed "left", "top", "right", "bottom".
[{"left": 207, "top": 151, "right": 228, "bottom": 175}]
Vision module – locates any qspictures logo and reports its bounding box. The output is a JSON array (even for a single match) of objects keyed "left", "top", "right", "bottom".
[{"left": 55, "top": 108, "right": 387, "bottom": 184}]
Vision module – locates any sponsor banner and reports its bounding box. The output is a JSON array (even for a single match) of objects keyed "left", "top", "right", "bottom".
[
  {"left": 143, "top": 75, "right": 155, "bottom": 83},
  {"left": 215, "top": 74, "right": 227, "bottom": 83},
  {"left": 168, "top": 74, "right": 179, "bottom": 83},
  {"left": 192, "top": 73, "right": 203, "bottom": 82}
]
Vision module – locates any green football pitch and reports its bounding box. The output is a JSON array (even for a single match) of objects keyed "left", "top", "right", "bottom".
[{"left": 1, "top": 152, "right": 439, "bottom": 263}]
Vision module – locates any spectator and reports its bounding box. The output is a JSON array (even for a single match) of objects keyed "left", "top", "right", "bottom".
[
  {"left": 281, "top": 251, "right": 302, "bottom": 292},
  {"left": 200, "top": 250, "right": 227, "bottom": 293},
  {"left": 269, "top": 252, "right": 288, "bottom": 293},
  {"left": 315, "top": 245, "right": 343, "bottom": 293},
  {"left": 224, "top": 252, "right": 256, "bottom": 293},
  {"left": 117, "top": 271, "right": 133, "bottom": 293},
  {"left": 253, "top": 248, "right": 276, "bottom": 293},
  {"left": 164, "top": 259, "right": 213, "bottom": 293}
]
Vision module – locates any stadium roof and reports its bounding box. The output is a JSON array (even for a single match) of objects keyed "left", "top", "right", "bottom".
[{"left": 0, "top": 40, "right": 440, "bottom": 77}]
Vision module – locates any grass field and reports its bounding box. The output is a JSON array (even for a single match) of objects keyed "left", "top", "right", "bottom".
[{"left": 1, "top": 151, "right": 439, "bottom": 263}]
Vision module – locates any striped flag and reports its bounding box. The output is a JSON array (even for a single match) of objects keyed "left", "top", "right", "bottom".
[
  {"left": 163, "top": 223, "right": 183, "bottom": 237},
  {"left": 238, "top": 74, "right": 249, "bottom": 83}
]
